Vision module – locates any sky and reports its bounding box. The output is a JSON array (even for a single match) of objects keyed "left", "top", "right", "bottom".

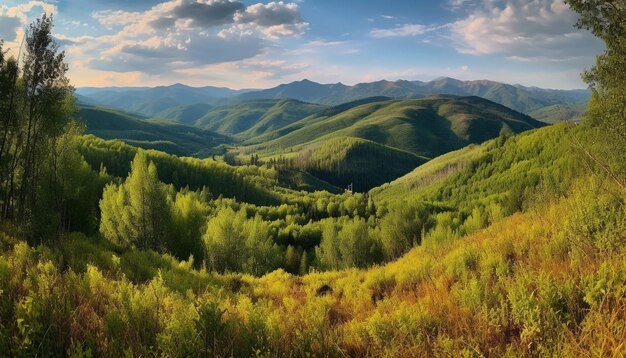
[{"left": 0, "top": 0, "right": 605, "bottom": 89}]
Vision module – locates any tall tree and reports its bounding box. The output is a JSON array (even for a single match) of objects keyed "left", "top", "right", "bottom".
[
  {"left": 17, "top": 14, "right": 72, "bottom": 222},
  {"left": 0, "top": 14, "right": 82, "bottom": 240},
  {"left": 565, "top": 0, "right": 626, "bottom": 187},
  {"left": 99, "top": 150, "right": 171, "bottom": 249}
]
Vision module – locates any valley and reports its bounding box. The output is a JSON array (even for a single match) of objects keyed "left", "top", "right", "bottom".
[
  {"left": 78, "top": 87, "right": 549, "bottom": 191},
  {"left": 0, "top": 1, "right": 623, "bottom": 357}
]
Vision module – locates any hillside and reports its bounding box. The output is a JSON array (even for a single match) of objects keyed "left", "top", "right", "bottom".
[
  {"left": 78, "top": 105, "right": 229, "bottom": 157},
  {"left": 294, "top": 136, "right": 428, "bottom": 192},
  {"left": 243, "top": 96, "right": 394, "bottom": 145},
  {"left": 4, "top": 121, "right": 625, "bottom": 357},
  {"left": 249, "top": 96, "right": 545, "bottom": 159},
  {"left": 155, "top": 103, "right": 214, "bottom": 125},
  {"left": 371, "top": 122, "right": 580, "bottom": 213},
  {"left": 195, "top": 99, "right": 326, "bottom": 139},
  {"left": 527, "top": 102, "right": 587, "bottom": 123}
]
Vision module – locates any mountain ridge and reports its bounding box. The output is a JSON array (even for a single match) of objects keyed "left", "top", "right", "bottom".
[{"left": 76, "top": 77, "right": 589, "bottom": 121}]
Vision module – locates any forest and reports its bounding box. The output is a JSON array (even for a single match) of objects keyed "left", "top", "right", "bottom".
[{"left": 0, "top": 0, "right": 624, "bottom": 356}]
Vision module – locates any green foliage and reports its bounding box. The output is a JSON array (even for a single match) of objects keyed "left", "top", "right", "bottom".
[
  {"left": 316, "top": 217, "right": 381, "bottom": 269},
  {"left": 100, "top": 150, "right": 171, "bottom": 250},
  {"left": 80, "top": 135, "right": 279, "bottom": 205},
  {"left": 203, "top": 207, "right": 280, "bottom": 275},
  {"left": 0, "top": 14, "right": 101, "bottom": 240},
  {"left": 169, "top": 190, "right": 209, "bottom": 264},
  {"left": 294, "top": 136, "right": 427, "bottom": 191},
  {"left": 378, "top": 201, "right": 435, "bottom": 260},
  {"left": 565, "top": 0, "right": 626, "bottom": 189}
]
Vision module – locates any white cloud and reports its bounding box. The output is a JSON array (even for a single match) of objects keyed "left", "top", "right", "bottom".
[
  {"left": 92, "top": 10, "right": 143, "bottom": 27},
  {"left": 447, "top": 0, "right": 472, "bottom": 11},
  {"left": 450, "top": 0, "right": 604, "bottom": 63},
  {"left": 0, "top": 1, "right": 57, "bottom": 49},
  {"left": 369, "top": 23, "right": 444, "bottom": 39},
  {"left": 232, "top": 1, "right": 308, "bottom": 39},
  {"left": 77, "top": 0, "right": 307, "bottom": 75}
]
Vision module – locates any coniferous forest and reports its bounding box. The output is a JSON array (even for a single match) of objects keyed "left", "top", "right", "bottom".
[{"left": 0, "top": 1, "right": 624, "bottom": 356}]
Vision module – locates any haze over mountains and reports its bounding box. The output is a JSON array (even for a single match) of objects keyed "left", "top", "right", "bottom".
[{"left": 76, "top": 77, "right": 589, "bottom": 123}]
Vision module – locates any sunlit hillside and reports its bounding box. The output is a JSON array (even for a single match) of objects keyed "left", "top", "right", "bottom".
[{"left": 0, "top": 0, "right": 623, "bottom": 357}]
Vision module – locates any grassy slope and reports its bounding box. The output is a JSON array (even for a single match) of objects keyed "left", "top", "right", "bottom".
[
  {"left": 243, "top": 96, "right": 393, "bottom": 145},
  {"left": 195, "top": 99, "right": 326, "bottom": 139},
  {"left": 370, "top": 143, "right": 487, "bottom": 201},
  {"left": 277, "top": 169, "right": 343, "bottom": 194},
  {"left": 155, "top": 103, "right": 213, "bottom": 125},
  {"left": 528, "top": 102, "right": 587, "bottom": 123},
  {"left": 78, "top": 105, "right": 229, "bottom": 157},
  {"left": 5, "top": 122, "right": 623, "bottom": 356},
  {"left": 249, "top": 96, "right": 545, "bottom": 159},
  {"left": 371, "top": 123, "right": 581, "bottom": 218}
]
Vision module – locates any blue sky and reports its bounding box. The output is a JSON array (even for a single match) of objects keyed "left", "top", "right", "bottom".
[{"left": 0, "top": 0, "right": 604, "bottom": 89}]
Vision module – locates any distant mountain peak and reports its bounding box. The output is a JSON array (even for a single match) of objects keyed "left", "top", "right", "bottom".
[{"left": 431, "top": 76, "right": 463, "bottom": 84}]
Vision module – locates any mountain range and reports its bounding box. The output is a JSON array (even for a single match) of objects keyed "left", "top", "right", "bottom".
[
  {"left": 77, "top": 92, "right": 545, "bottom": 191},
  {"left": 76, "top": 77, "right": 589, "bottom": 122}
]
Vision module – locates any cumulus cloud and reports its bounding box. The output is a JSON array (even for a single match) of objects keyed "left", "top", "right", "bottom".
[
  {"left": 91, "top": 33, "right": 265, "bottom": 74},
  {"left": 92, "top": 10, "right": 143, "bottom": 27},
  {"left": 233, "top": 2, "right": 308, "bottom": 39},
  {"left": 450, "top": 0, "right": 604, "bottom": 62},
  {"left": 171, "top": 0, "right": 245, "bottom": 28},
  {"left": 83, "top": 0, "right": 306, "bottom": 74},
  {"left": 0, "top": 1, "right": 57, "bottom": 46}
]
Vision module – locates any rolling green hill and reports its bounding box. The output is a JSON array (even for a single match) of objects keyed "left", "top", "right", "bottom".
[
  {"left": 294, "top": 136, "right": 428, "bottom": 191},
  {"left": 371, "top": 122, "right": 581, "bottom": 211},
  {"left": 194, "top": 99, "right": 326, "bottom": 139},
  {"left": 369, "top": 142, "right": 488, "bottom": 201},
  {"left": 528, "top": 102, "right": 587, "bottom": 123},
  {"left": 248, "top": 95, "right": 546, "bottom": 159},
  {"left": 155, "top": 103, "right": 213, "bottom": 125},
  {"left": 78, "top": 105, "right": 229, "bottom": 157},
  {"left": 242, "top": 96, "right": 393, "bottom": 145}
]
